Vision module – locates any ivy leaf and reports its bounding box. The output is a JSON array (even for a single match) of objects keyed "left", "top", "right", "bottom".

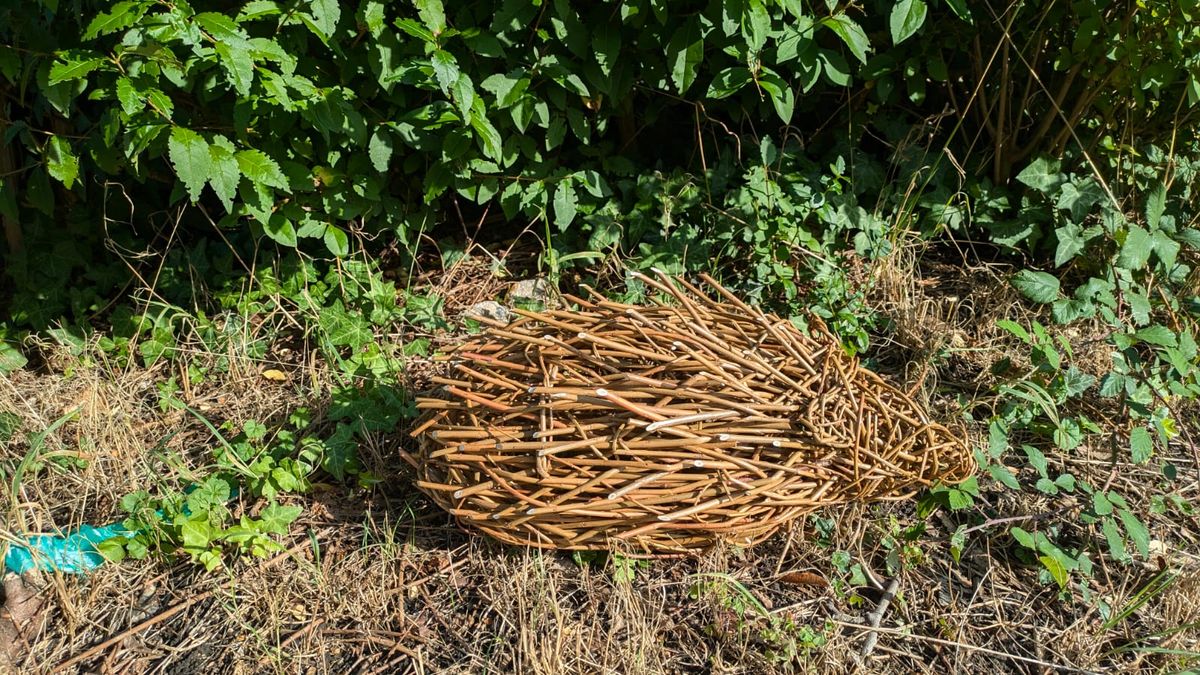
[
  {"left": 368, "top": 128, "right": 393, "bottom": 172},
  {"left": 1130, "top": 426, "right": 1154, "bottom": 464},
  {"left": 1117, "top": 225, "right": 1154, "bottom": 270},
  {"left": 258, "top": 503, "right": 303, "bottom": 536},
  {"left": 235, "top": 149, "right": 289, "bottom": 190},
  {"left": 207, "top": 138, "right": 241, "bottom": 213},
  {"left": 1012, "top": 270, "right": 1060, "bottom": 304},
  {"left": 84, "top": 1, "right": 150, "bottom": 39},
  {"left": 168, "top": 127, "right": 212, "bottom": 203},
  {"left": 319, "top": 302, "right": 372, "bottom": 348},
  {"left": 45, "top": 136, "right": 79, "bottom": 189},
  {"left": 1053, "top": 222, "right": 1087, "bottom": 267},
  {"left": 48, "top": 52, "right": 106, "bottom": 85},
  {"left": 553, "top": 179, "right": 578, "bottom": 230},
  {"left": 667, "top": 18, "right": 704, "bottom": 94},
  {"left": 1015, "top": 156, "right": 1063, "bottom": 193},
  {"left": 889, "top": 0, "right": 927, "bottom": 45},
  {"left": 824, "top": 14, "right": 870, "bottom": 64},
  {"left": 431, "top": 49, "right": 459, "bottom": 94}
]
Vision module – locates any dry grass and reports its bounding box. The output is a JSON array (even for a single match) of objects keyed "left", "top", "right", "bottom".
[{"left": 2, "top": 255, "right": 1199, "bottom": 674}]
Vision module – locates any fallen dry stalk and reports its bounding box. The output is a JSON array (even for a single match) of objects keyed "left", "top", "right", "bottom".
[{"left": 408, "top": 271, "right": 974, "bottom": 555}]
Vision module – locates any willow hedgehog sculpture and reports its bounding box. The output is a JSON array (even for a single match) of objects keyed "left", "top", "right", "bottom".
[{"left": 406, "top": 271, "right": 974, "bottom": 556}]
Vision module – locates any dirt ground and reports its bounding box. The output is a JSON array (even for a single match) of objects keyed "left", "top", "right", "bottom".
[{"left": 2, "top": 252, "right": 1199, "bottom": 674}]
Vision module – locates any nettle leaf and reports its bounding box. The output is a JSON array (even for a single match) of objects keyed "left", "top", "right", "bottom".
[
  {"left": 236, "top": 149, "right": 289, "bottom": 190},
  {"left": 553, "top": 179, "right": 578, "bottom": 230},
  {"left": 168, "top": 127, "right": 212, "bottom": 203},
  {"left": 45, "top": 136, "right": 79, "bottom": 189},
  {"left": 1016, "top": 156, "right": 1063, "bottom": 193},
  {"left": 208, "top": 137, "right": 241, "bottom": 212},
  {"left": 48, "top": 51, "right": 106, "bottom": 85},
  {"left": 1130, "top": 426, "right": 1154, "bottom": 464},
  {"left": 667, "top": 18, "right": 704, "bottom": 94},
  {"left": 1118, "top": 225, "right": 1154, "bottom": 270},
  {"left": 824, "top": 14, "right": 870, "bottom": 64},
  {"left": 889, "top": 0, "right": 927, "bottom": 45},
  {"left": 84, "top": 1, "right": 150, "bottom": 39},
  {"left": 1012, "top": 270, "right": 1060, "bottom": 304}
]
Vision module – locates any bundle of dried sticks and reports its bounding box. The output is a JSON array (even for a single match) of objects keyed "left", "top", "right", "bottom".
[{"left": 407, "top": 271, "right": 973, "bottom": 555}]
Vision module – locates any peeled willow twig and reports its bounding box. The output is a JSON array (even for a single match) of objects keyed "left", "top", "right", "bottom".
[{"left": 407, "top": 271, "right": 974, "bottom": 556}]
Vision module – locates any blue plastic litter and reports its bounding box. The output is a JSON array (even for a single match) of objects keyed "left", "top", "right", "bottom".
[{"left": 4, "top": 523, "right": 137, "bottom": 575}]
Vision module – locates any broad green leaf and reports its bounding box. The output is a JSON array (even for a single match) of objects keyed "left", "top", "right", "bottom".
[
  {"left": 1092, "top": 491, "right": 1113, "bottom": 515},
  {"left": 259, "top": 503, "right": 303, "bottom": 535},
  {"left": 945, "top": 0, "right": 972, "bottom": 22},
  {"left": 324, "top": 225, "right": 350, "bottom": 256},
  {"left": 48, "top": 53, "right": 106, "bottom": 85},
  {"left": 235, "top": 149, "right": 288, "bottom": 190},
  {"left": 1038, "top": 554, "right": 1069, "bottom": 589},
  {"left": 1101, "top": 517, "right": 1127, "bottom": 561},
  {"left": 1022, "top": 444, "right": 1048, "bottom": 477},
  {"left": 1152, "top": 231, "right": 1181, "bottom": 270},
  {"left": 0, "top": 342, "right": 27, "bottom": 372},
  {"left": 553, "top": 179, "right": 578, "bottom": 230},
  {"left": 824, "top": 14, "right": 870, "bottom": 64},
  {"left": 1016, "top": 157, "right": 1063, "bottom": 193},
  {"left": 395, "top": 18, "right": 435, "bottom": 43},
  {"left": 988, "top": 463, "right": 1020, "bottom": 489},
  {"left": 707, "top": 67, "right": 752, "bottom": 99},
  {"left": 1117, "top": 225, "right": 1154, "bottom": 270},
  {"left": 45, "top": 136, "right": 79, "bottom": 189},
  {"left": 995, "top": 319, "right": 1029, "bottom": 342},
  {"left": 1126, "top": 290, "right": 1151, "bottom": 326},
  {"left": 759, "top": 73, "right": 795, "bottom": 124},
  {"left": 307, "top": 0, "right": 342, "bottom": 39},
  {"left": 414, "top": 0, "right": 446, "bottom": 34},
  {"left": 263, "top": 214, "right": 297, "bottom": 246},
  {"left": 667, "top": 18, "right": 704, "bottom": 94},
  {"left": 368, "top": 129, "right": 393, "bottom": 172},
  {"left": 743, "top": 0, "right": 771, "bottom": 53},
  {"left": 480, "top": 71, "right": 529, "bottom": 108},
  {"left": 1130, "top": 426, "right": 1154, "bottom": 464},
  {"left": 1011, "top": 270, "right": 1060, "bottom": 304},
  {"left": 360, "top": 1, "right": 386, "bottom": 37},
  {"left": 469, "top": 107, "right": 503, "bottom": 161},
  {"left": 168, "top": 127, "right": 212, "bottom": 203},
  {"left": 1117, "top": 508, "right": 1150, "bottom": 558},
  {"left": 889, "top": 0, "right": 927, "bottom": 45}
]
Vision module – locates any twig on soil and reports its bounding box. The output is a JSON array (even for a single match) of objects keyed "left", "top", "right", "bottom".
[{"left": 859, "top": 577, "right": 899, "bottom": 658}]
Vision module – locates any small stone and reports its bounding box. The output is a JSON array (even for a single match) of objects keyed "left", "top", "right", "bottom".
[
  {"left": 510, "top": 278, "right": 551, "bottom": 303},
  {"left": 464, "top": 301, "right": 512, "bottom": 324}
]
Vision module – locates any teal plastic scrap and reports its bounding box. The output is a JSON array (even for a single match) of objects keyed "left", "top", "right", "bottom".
[{"left": 4, "top": 523, "right": 135, "bottom": 575}]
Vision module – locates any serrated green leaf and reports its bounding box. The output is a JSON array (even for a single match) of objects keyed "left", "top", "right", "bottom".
[
  {"left": 1130, "top": 426, "right": 1154, "bottom": 464},
  {"left": 889, "top": 0, "right": 927, "bottom": 45},
  {"left": 989, "top": 463, "right": 1021, "bottom": 489},
  {"left": 84, "top": 1, "right": 149, "bottom": 39},
  {"left": 207, "top": 139, "right": 240, "bottom": 212},
  {"left": 48, "top": 53, "right": 106, "bottom": 85},
  {"left": 115, "top": 77, "right": 141, "bottom": 114},
  {"left": 0, "top": 342, "right": 27, "bottom": 373},
  {"left": 431, "top": 49, "right": 459, "bottom": 94},
  {"left": 469, "top": 106, "right": 503, "bottom": 161},
  {"left": 235, "top": 149, "right": 288, "bottom": 190},
  {"left": 1012, "top": 270, "right": 1060, "bottom": 304},
  {"left": 1117, "top": 508, "right": 1149, "bottom": 558},
  {"left": 319, "top": 302, "right": 372, "bottom": 348},
  {"left": 414, "top": 0, "right": 446, "bottom": 34},
  {"left": 995, "top": 319, "right": 1029, "bottom": 342},
  {"left": 1023, "top": 444, "right": 1048, "bottom": 477},
  {"left": 168, "top": 127, "right": 212, "bottom": 203},
  {"left": 307, "top": 0, "right": 342, "bottom": 38},
  {"left": 1152, "top": 231, "right": 1181, "bottom": 270},
  {"left": 1145, "top": 180, "right": 1166, "bottom": 230},
  {"left": 45, "top": 136, "right": 79, "bottom": 189},
  {"left": 195, "top": 12, "right": 249, "bottom": 44},
  {"left": 1134, "top": 324, "right": 1177, "bottom": 348},
  {"left": 1118, "top": 225, "right": 1154, "bottom": 270},
  {"left": 215, "top": 42, "right": 254, "bottom": 96},
  {"left": 1102, "top": 517, "right": 1127, "bottom": 561}
]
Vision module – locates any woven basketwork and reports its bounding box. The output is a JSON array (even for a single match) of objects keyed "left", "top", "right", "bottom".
[{"left": 407, "top": 271, "right": 973, "bottom": 556}]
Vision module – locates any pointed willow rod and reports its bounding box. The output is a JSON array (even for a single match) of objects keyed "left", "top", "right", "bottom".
[{"left": 405, "top": 271, "right": 974, "bottom": 556}]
